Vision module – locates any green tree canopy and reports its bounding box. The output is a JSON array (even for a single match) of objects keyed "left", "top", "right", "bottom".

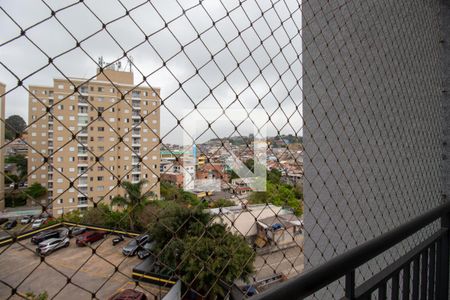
[
  {"left": 149, "top": 204, "right": 255, "bottom": 298},
  {"left": 23, "top": 182, "right": 47, "bottom": 199},
  {"left": 160, "top": 180, "right": 205, "bottom": 207},
  {"left": 5, "top": 154, "right": 27, "bottom": 178},
  {"left": 5, "top": 115, "right": 26, "bottom": 140},
  {"left": 111, "top": 180, "right": 155, "bottom": 230},
  {"left": 249, "top": 182, "right": 303, "bottom": 216},
  {"left": 209, "top": 198, "right": 235, "bottom": 208}
]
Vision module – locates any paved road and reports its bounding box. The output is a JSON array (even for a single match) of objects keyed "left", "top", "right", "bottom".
[
  {"left": 253, "top": 244, "right": 304, "bottom": 280},
  {"left": 0, "top": 235, "right": 168, "bottom": 299}
]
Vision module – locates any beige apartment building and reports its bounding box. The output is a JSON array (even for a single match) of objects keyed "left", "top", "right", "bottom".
[
  {"left": 28, "top": 68, "right": 160, "bottom": 216},
  {"left": 0, "top": 83, "right": 5, "bottom": 210}
]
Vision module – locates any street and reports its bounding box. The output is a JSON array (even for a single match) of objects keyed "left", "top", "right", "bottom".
[{"left": 253, "top": 244, "right": 304, "bottom": 280}]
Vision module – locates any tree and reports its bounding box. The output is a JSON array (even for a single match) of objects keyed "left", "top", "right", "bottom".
[
  {"left": 249, "top": 182, "right": 303, "bottom": 216},
  {"left": 23, "top": 182, "right": 47, "bottom": 199},
  {"left": 5, "top": 115, "right": 26, "bottom": 140},
  {"left": 160, "top": 180, "right": 205, "bottom": 207},
  {"left": 4, "top": 173, "right": 19, "bottom": 185},
  {"left": 180, "top": 226, "right": 255, "bottom": 298},
  {"left": 5, "top": 193, "right": 27, "bottom": 207},
  {"left": 5, "top": 154, "right": 27, "bottom": 178},
  {"left": 150, "top": 204, "right": 255, "bottom": 299},
  {"left": 111, "top": 180, "right": 154, "bottom": 231}
]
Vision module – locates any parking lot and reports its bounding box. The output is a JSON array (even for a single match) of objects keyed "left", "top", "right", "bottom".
[{"left": 0, "top": 233, "right": 169, "bottom": 299}]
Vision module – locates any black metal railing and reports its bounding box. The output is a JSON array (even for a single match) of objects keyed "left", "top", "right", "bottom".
[{"left": 252, "top": 201, "right": 450, "bottom": 300}]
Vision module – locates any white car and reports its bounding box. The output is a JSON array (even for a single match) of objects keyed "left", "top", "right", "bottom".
[
  {"left": 31, "top": 218, "right": 45, "bottom": 229},
  {"left": 20, "top": 215, "right": 33, "bottom": 224},
  {"left": 36, "top": 237, "right": 69, "bottom": 256}
]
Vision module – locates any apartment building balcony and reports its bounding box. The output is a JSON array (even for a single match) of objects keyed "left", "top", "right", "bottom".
[
  {"left": 131, "top": 175, "right": 140, "bottom": 183},
  {"left": 132, "top": 100, "right": 141, "bottom": 109},
  {"left": 132, "top": 110, "right": 141, "bottom": 118},
  {"left": 77, "top": 186, "right": 88, "bottom": 194},
  {"left": 77, "top": 129, "right": 88, "bottom": 137},
  {"left": 77, "top": 137, "right": 88, "bottom": 145},
  {"left": 77, "top": 167, "right": 88, "bottom": 175},
  {"left": 132, "top": 91, "right": 141, "bottom": 99},
  {"left": 79, "top": 87, "right": 88, "bottom": 95},
  {"left": 78, "top": 157, "right": 88, "bottom": 164},
  {"left": 131, "top": 166, "right": 141, "bottom": 174}
]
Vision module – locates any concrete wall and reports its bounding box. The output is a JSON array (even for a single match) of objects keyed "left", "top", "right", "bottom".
[{"left": 302, "top": 0, "right": 442, "bottom": 295}]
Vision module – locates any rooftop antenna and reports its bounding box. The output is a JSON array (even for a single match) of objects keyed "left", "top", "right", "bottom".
[
  {"left": 126, "top": 56, "right": 134, "bottom": 72},
  {"left": 98, "top": 56, "right": 104, "bottom": 68}
]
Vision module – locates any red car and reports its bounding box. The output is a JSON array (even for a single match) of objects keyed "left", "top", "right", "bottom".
[{"left": 76, "top": 230, "right": 106, "bottom": 246}]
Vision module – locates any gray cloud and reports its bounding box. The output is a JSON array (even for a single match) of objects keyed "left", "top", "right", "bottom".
[{"left": 0, "top": 0, "right": 302, "bottom": 144}]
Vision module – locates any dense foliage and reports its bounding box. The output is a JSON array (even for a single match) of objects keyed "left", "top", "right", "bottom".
[
  {"left": 5, "top": 154, "right": 27, "bottom": 178},
  {"left": 248, "top": 168, "right": 303, "bottom": 216},
  {"left": 149, "top": 204, "right": 255, "bottom": 298},
  {"left": 160, "top": 180, "right": 206, "bottom": 207},
  {"left": 63, "top": 193, "right": 255, "bottom": 299},
  {"left": 5, "top": 115, "right": 27, "bottom": 140},
  {"left": 5, "top": 193, "right": 27, "bottom": 207},
  {"left": 111, "top": 180, "right": 155, "bottom": 230},
  {"left": 24, "top": 182, "right": 47, "bottom": 199}
]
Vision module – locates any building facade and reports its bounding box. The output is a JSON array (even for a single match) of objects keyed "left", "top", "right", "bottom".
[{"left": 28, "top": 68, "right": 160, "bottom": 216}]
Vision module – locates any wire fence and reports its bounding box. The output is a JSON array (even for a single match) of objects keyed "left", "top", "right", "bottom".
[{"left": 0, "top": 0, "right": 445, "bottom": 299}]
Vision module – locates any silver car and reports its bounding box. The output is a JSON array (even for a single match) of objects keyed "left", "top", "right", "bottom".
[{"left": 36, "top": 237, "right": 69, "bottom": 256}]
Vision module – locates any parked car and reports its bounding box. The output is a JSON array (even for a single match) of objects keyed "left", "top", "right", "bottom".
[
  {"left": 31, "top": 228, "right": 68, "bottom": 244},
  {"left": 241, "top": 285, "right": 258, "bottom": 297},
  {"left": 137, "top": 241, "right": 156, "bottom": 260},
  {"left": 31, "top": 218, "right": 46, "bottom": 229},
  {"left": 76, "top": 231, "right": 106, "bottom": 246},
  {"left": 108, "top": 289, "right": 147, "bottom": 300},
  {"left": 3, "top": 220, "right": 17, "bottom": 230},
  {"left": 0, "top": 218, "right": 8, "bottom": 225},
  {"left": 20, "top": 215, "right": 34, "bottom": 224},
  {"left": 36, "top": 237, "right": 69, "bottom": 256},
  {"left": 112, "top": 234, "right": 124, "bottom": 246},
  {"left": 69, "top": 226, "right": 87, "bottom": 237},
  {"left": 122, "top": 234, "right": 151, "bottom": 256}
]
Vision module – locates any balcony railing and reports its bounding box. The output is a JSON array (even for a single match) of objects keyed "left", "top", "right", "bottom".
[{"left": 253, "top": 201, "right": 450, "bottom": 300}]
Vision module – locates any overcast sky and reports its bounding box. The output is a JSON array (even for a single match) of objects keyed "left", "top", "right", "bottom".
[{"left": 0, "top": 0, "right": 302, "bottom": 144}]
